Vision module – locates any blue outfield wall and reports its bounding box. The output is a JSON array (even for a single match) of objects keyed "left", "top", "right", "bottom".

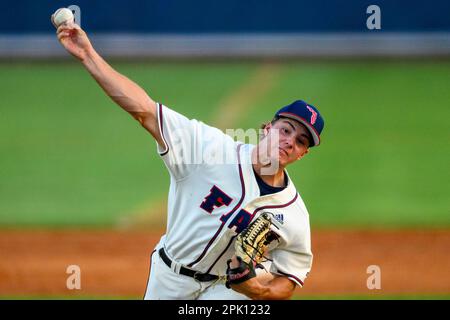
[{"left": 1, "top": 0, "right": 450, "bottom": 34}]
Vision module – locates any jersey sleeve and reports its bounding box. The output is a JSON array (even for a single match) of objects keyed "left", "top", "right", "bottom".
[
  {"left": 156, "top": 103, "right": 233, "bottom": 180},
  {"left": 269, "top": 219, "right": 313, "bottom": 287}
]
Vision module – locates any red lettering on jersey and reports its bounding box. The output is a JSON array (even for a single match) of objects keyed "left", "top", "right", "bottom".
[
  {"left": 226, "top": 209, "right": 252, "bottom": 233},
  {"left": 200, "top": 185, "right": 233, "bottom": 214}
]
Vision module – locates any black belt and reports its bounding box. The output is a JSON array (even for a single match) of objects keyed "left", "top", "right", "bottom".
[{"left": 158, "top": 248, "right": 219, "bottom": 282}]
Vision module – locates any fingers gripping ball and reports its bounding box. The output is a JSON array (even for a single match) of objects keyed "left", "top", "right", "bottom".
[
  {"left": 51, "top": 8, "right": 74, "bottom": 28},
  {"left": 226, "top": 212, "right": 278, "bottom": 287}
]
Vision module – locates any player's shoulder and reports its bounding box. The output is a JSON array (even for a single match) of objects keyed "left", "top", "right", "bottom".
[
  {"left": 283, "top": 174, "right": 311, "bottom": 217},
  {"left": 279, "top": 195, "right": 311, "bottom": 239},
  {"left": 292, "top": 192, "right": 310, "bottom": 216}
]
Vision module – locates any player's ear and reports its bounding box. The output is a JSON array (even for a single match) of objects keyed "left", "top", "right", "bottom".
[
  {"left": 297, "top": 148, "right": 309, "bottom": 160},
  {"left": 263, "top": 123, "right": 272, "bottom": 135}
]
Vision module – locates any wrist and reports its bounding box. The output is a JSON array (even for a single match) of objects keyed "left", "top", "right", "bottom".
[{"left": 80, "top": 45, "right": 96, "bottom": 64}]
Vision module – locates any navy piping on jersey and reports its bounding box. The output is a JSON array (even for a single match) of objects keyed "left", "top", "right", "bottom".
[
  {"left": 205, "top": 235, "right": 237, "bottom": 274},
  {"left": 187, "top": 144, "right": 246, "bottom": 268},
  {"left": 205, "top": 192, "right": 299, "bottom": 274},
  {"left": 158, "top": 103, "right": 169, "bottom": 156},
  {"left": 249, "top": 193, "right": 298, "bottom": 221},
  {"left": 277, "top": 269, "right": 304, "bottom": 286}
]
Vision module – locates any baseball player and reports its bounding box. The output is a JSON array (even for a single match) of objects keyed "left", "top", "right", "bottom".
[{"left": 56, "top": 23, "right": 324, "bottom": 300}]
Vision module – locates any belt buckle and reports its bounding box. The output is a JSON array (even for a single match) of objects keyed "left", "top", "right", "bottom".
[{"left": 193, "top": 271, "right": 202, "bottom": 281}]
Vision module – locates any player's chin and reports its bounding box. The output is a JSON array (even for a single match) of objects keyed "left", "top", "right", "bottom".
[
  {"left": 281, "top": 158, "right": 297, "bottom": 168},
  {"left": 277, "top": 152, "right": 291, "bottom": 167}
]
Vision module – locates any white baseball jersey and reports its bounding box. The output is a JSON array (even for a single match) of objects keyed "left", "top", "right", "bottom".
[
  {"left": 153, "top": 103, "right": 313, "bottom": 287},
  {"left": 151, "top": 104, "right": 312, "bottom": 286}
]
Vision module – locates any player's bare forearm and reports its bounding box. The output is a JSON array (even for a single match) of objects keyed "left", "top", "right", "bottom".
[
  {"left": 81, "top": 48, "right": 154, "bottom": 114},
  {"left": 230, "top": 275, "right": 295, "bottom": 300},
  {"left": 81, "top": 48, "right": 163, "bottom": 145}
]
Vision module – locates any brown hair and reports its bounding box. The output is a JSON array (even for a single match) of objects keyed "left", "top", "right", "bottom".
[
  {"left": 259, "top": 116, "right": 280, "bottom": 140},
  {"left": 260, "top": 116, "right": 280, "bottom": 130}
]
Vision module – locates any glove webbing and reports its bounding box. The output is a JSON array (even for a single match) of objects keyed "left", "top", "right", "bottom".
[{"left": 237, "top": 212, "right": 278, "bottom": 268}]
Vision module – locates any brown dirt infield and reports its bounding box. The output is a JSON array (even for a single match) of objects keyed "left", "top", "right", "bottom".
[{"left": 0, "top": 229, "right": 449, "bottom": 298}]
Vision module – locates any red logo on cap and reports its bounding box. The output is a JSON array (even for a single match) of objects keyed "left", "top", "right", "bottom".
[{"left": 306, "top": 106, "right": 317, "bottom": 125}]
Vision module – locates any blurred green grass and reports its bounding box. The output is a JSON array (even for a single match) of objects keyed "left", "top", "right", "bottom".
[
  {"left": 0, "top": 62, "right": 256, "bottom": 226},
  {"left": 0, "top": 61, "right": 449, "bottom": 227},
  {"left": 237, "top": 61, "right": 450, "bottom": 228}
]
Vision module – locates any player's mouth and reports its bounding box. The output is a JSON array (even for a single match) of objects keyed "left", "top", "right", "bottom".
[{"left": 279, "top": 147, "right": 289, "bottom": 158}]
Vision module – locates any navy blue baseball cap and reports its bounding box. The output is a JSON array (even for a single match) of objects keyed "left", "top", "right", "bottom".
[{"left": 275, "top": 100, "right": 324, "bottom": 147}]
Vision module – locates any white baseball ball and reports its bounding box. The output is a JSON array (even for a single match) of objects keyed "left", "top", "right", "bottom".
[{"left": 52, "top": 8, "right": 74, "bottom": 27}]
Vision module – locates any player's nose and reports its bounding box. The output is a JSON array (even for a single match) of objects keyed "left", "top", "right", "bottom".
[{"left": 283, "top": 135, "right": 295, "bottom": 149}]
